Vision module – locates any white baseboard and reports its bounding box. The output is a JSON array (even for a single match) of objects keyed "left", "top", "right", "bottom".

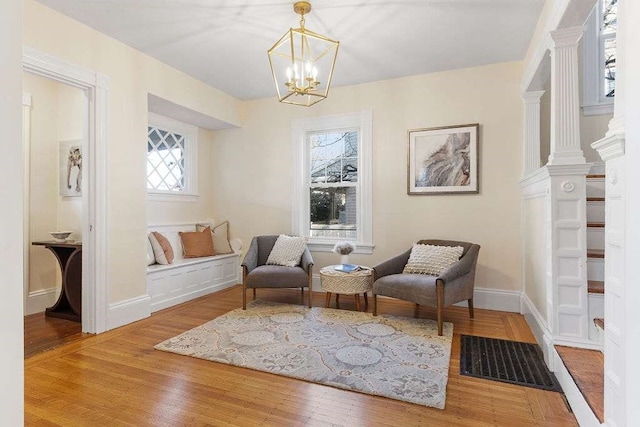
[
  {"left": 150, "top": 281, "right": 236, "bottom": 313},
  {"left": 454, "top": 287, "right": 521, "bottom": 312},
  {"left": 552, "top": 348, "right": 602, "bottom": 427},
  {"left": 107, "top": 294, "right": 151, "bottom": 331},
  {"left": 25, "top": 287, "right": 59, "bottom": 316},
  {"left": 313, "top": 274, "right": 522, "bottom": 313},
  {"left": 520, "top": 293, "right": 555, "bottom": 365}
]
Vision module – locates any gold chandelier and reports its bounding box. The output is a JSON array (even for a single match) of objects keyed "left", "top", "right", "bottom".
[{"left": 267, "top": 1, "right": 339, "bottom": 107}]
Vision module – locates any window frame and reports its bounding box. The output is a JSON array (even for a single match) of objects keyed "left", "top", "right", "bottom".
[
  {"left": 582, "top": 0, "right": 616, "bottom": 116},
  {"left": 147, "top": 112, "right": 198, "bottom": 202},
  {"left": 291, "top": 111, "right": 373, "bottom": 254}
]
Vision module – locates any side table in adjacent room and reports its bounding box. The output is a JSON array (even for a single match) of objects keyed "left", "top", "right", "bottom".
[
  {"left": 319, "top": 265, "right": 373, "bottom": 311},
  {"left": 31, "top": 240, "right": 82, "bottom": 322}
]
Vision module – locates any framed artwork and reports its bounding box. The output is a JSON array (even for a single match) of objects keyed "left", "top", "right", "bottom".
[
  {"left": 407, "top": 123, "right": 479, "bottom": 195},
  {"left": 59, "top": 140, "right": 83, "bottom": 197}
]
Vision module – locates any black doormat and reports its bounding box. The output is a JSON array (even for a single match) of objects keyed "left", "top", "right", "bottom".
[{"left": 460, "top": 335, "right": 562, "bottom": 392}]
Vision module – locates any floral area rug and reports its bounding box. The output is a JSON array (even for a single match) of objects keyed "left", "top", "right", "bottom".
[{"left": 155, "top": 300, "right": 453, "bottom": 409}]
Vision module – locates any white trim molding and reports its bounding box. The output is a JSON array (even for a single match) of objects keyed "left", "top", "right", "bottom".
[
  {"left": 25, "top": 288, "right": 58, "bottom": 316},
  {"left": 548, "top": 26, "right": 586, "bottom": 166},
  {"left": 23, "top": 47, "right": 110, "bottom": 334},
  {"left": 520, "top": 293, "right": 555, "bottom": 365},
  {"left": 553, "top": 348, "right": 602, "bottom": 426},
  {"left": 107, "top": 294, "right": 151, "bottom": 331},
  {"left": 582, "top": 1, "right": 615, "bottom": 116},
  {"left": 147, "top": 112, "right": 199, "bottom": 200},
  {"left": 291, "top": 111, "right": 374, "bottom": 253}
]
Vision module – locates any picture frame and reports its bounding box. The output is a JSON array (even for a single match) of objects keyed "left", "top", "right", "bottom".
[
  {"left": 407, "top": 123, "right": 479, "bottom": 195},
  {"left": 59, "top": 140, "right": 83, "bottom": 197}
]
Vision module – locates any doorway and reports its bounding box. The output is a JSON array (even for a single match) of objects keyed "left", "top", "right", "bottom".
[{"left": 22, "top": 48, "right": 109, "bottom": 334}]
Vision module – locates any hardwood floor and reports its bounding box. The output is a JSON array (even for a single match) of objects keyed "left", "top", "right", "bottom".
[
  {"left": 25, "top": 286, "right": 577, "bottom": 426},
  {"left": 24, "top": 312, "right": 83, "bottom": 359},
  {"left": 555, "top": 345, "right": 604, "bottom": 423}
]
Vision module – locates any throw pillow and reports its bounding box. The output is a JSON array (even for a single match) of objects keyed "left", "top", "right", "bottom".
[
  {"left": 146, "top": 236, "right": 156, "bottom": 266},
  {"left": 402, "top": 243, "right": 464, "bottom": 275},
  {"left": 180, "top": 227, "right": 215, "bottom": 258},
  {"left": 196, "top": 221, "right": 233, "bottom": 254},
  {"left": 266, "top": 234, "right": 308, "bottom": 267},
  {"left": 149, "top": 232, "right": 174, "bottom": 265}
]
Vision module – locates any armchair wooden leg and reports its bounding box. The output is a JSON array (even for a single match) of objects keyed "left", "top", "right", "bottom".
[
  {"left": 336, "top": 294, "right": 340, "bottom": 309},
  {"left": 242, "top": 267, "right": 247, "bottom": 310},
  {"left": 325, "top": 292, "right": 331, "bottom": 308},
  {"left": 373, "top": 294, "right": 378, "bottom": 316},
  {"left": 355, "top": 294, "right": 361, "bottom": 311},
  {"left": 436, "top": 281, "right": 444, "bottom": 336},
  {"left": 252, "top": 288, "right": 256, "bottom": 301},
  {"left": 363, "top": 293, "right": 369, "bottom": 311},
  {"left": 414, "top": 303, "right": 420, "bottom": 318},
  {"left": 242, "top": 285, "right": 247, "bottom": 310},
  {"left": 308, "top": 286, "right": 312, "bottom": 308},
  {"left": 468, "top": 297, "right": 474, "bottom": 319}
]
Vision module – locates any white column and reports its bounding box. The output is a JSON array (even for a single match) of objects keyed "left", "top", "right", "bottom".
[
  {"left": 548, "top": 27, "right": 586, "bottom": 165},
  {"left": 522, "top": 91, "right": 545, "bottom": 177},
  {"left": 0, "top": 0, "right": 24, "bottom": 424}
]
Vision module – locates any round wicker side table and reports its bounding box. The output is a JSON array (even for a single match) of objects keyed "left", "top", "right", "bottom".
[{"left": 319, "top": 265, "right": 373, "bottom": 311}]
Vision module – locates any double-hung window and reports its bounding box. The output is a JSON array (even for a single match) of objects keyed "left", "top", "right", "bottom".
[
  {"left": 582, "top": 0, "right": 617, "bottom": 115},
  {"left": 292, "top": 111, "right": 373, "bottom": 253},
  {"left": 147, "top": 113, "right": 198, "bottom": 200}
]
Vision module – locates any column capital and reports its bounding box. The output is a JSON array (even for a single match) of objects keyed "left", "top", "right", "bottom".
[
  {"left": 522, "top": 90, "right": 545, "bottom": 103},
  {"left": 549, "top": 26, "right": 584, "bottom": 49}
]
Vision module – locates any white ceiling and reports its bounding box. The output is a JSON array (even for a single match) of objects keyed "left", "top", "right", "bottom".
[{"left": 35, "top": 0, "right": 545, "bottom": 101}]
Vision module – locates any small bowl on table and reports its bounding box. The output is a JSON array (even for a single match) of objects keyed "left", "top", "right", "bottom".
[{"left": 50, "top": 231, "right": 72, "bottom": 242}]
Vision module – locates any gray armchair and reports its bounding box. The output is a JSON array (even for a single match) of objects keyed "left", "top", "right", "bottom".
[
  {"left": 241, "top": 235, "right": 314, "bottom": 309},
  {"left": 372, "top": 239, "right": 480, "bottom": 336}
]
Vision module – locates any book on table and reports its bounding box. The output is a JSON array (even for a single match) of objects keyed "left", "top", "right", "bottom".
[{"left": 334, "top": 264, "right": 362, "bottom": 273}]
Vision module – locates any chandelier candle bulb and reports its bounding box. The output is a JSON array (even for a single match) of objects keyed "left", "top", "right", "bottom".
[{"left": 267, "top": 1, "right": 339, "bottom": 106}]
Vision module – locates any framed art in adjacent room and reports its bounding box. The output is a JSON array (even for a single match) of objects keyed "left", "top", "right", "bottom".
[
  {"left": 59, "top": 140, "right": 83, "bottom": 197},
  {"left": 407, "top": 123, "right": 479, "bottom": 195}
]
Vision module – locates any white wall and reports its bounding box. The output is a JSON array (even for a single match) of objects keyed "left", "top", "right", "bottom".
[
  {"left": 580, "top": 113, "right": 610, "bottom": 162},
  {"left": 623, "top": 0, "right": 640, "bottom": 421},
  {"left": 23, "top": 72, "right": 85, "bottom": 314},
  {"left": 212, "top": 62, "right": 524, "bottom": 292},
  {"left": 24, "top": 72, "right": 59, "bottom": 297},
  {"left": 24, "top": 0, "right": 242, "bottom": 304},
  {"left": 0, "top": 0, "right": 24, "bottom": 423}
]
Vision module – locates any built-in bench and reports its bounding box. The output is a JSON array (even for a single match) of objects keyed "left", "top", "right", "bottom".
[{"left": 147, "top": 222, "right": 242, "bottom": 313}]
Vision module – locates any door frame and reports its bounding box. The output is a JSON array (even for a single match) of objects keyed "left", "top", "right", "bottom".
[{"left": 23, "top": 47, "right": 109, "bottom": 333}]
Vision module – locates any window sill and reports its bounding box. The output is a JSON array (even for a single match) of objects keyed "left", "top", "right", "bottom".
[
  {"left": 147, "top": 192, "right": 199, "bottom": 203},
  {"left": 582, "top": 103, "right": 614, "bottom": 116},
  {"left": 307, "top": 241, "right": 374, "bottom": 254}
]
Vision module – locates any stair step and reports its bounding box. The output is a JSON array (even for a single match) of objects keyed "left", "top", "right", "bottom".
[
  {"left": 588, "top": 280, "right": 604, "bottom": 294},
  {"left": 588, "top": 249, "right": 605, "bottom": 258},
  {"left": 587, "top": 222, "right": 605, "bottom": 228},
  {"left": 587, "top": 197, "right": 605, "bottom": 202},
  {"left": 586, "top": 174, "right": 606, "bottom": 179},
  {"left": 594, "top": 318, "right": 604, "bottom": 330}
]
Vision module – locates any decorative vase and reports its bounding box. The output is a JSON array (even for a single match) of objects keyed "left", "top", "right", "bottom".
[{"left": 340, "top": 254, "right": 350, "bottom": 265}]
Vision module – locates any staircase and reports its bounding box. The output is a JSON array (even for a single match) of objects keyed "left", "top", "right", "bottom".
[{"left": 586, "top": 172, "right": 605, "bottom": 347}]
